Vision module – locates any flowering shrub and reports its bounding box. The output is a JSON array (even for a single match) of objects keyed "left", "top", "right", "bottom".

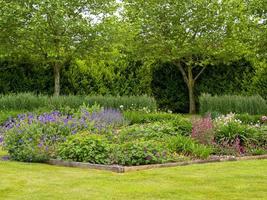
[
  {"left": 261, "top": 116, "right": 267, "bottom": 124},
  {"left": 1, "top": 108, "right": 125, "bottom": 162},
  {"left": 213, "top": 113, "right": 266, "bottom": 155},
  {"left": 191, "top": 115, "right": 214, "bottom": 145}
]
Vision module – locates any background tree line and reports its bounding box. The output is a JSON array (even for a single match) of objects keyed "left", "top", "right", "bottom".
[{"left": 0, "top": 0, "right": 266, "bottom": 113}]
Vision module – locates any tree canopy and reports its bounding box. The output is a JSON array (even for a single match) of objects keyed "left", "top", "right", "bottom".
[
  {"left": 123, "top": 0, "right": 255, "bottom": 113},
  {"left": 0, "top": 0, "right": 117, "bottom": 95}
]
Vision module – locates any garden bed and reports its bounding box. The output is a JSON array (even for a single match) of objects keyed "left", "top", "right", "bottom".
[
  {"left": 45, "top": 154, "right": 267, "bottom": 173},
  {"left": 1, "top": 106, "right": 266, "bottom": 170}
]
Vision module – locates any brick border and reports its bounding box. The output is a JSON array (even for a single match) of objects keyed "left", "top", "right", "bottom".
[{"left": 46, "top": 154, "right": 267, "bottom": 173}]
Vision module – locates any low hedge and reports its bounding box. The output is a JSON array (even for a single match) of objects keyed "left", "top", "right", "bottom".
[{"left": 199, "top": 94, "right": 267, "bottom": 115}]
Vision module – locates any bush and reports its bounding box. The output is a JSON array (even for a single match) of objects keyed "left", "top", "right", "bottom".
[
  {"left": 191, "top": 115, "right": 214, "bottom": 145},
  {"left": 118, "top": 119, "right": 192, "bottom": 142},
  {"left": 3, "top": 121, "right": 66, "bottom": 162},
  {"left": 0, "top": 110, "right": 24, "bottom": 125},
  {"left": 199, "top": 94, "right": 267, "bottom": 115},
  {"left": 117, "top": 121, "right": 209, "bottom": 160},
  {"left": 58, "top": 133, "right": 111, "bottom": 164},
  {"left": 118, "top": 123, "right": 177, "bottom": 142},
  {"left": 0, "top": 93, "right": 157, "bottom": 112},
  {"left": 214, "top": 113, "right": 267, "bottom": 155},
  {"left": 235, "top": 114, "right": 262, "bottom": 124},
  {"left": 123, "top": 111, "right": 180, "bottom": 124},
  {"left": 167, "top": 135, "right": 212, "bottom": 159},
  {"left": 112, "top": 140, "right": 172, "bottom": 166},
  {"left": 1, "top": 107, "right": 125, "bottom": 162}
]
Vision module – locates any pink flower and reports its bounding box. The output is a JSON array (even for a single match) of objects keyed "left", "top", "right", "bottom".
[{"left": 261, "top": 116, "right": 267, "bottom": 123}]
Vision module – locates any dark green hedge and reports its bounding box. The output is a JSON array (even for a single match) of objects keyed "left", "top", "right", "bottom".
[{"left": 1, "top": 56, "right": 263, "bottom": 113}]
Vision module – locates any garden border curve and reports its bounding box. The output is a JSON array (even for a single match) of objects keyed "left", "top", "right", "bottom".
[{"left": 46, "top": 154, "right": 267, "bottom": 173}]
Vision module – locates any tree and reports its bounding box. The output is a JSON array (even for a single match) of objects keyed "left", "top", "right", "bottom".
[
  {"left": 0, "top": 0, "right": 116, "bottom": 96},
  {"left": 247, "top": 0, "right": 267, "bottom": 100},
  {"left": 250, "top": 0, "right": 267, "bottom": 59},
  {"left": 124, "top": 0, "right": 251, "bottom": 113}
]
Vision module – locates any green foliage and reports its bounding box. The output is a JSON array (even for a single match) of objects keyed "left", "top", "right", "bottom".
[
  {"left": 112, "top": 140, "right": 171, "bottom": 166},
  {"left": 125, "top": 0, "right": 253, "bottom": 113},
  {"left": 235, "top": 114, "right": 262, "bottom": 124},
  {"left": 118, "top": 120, "right": 192, "bottom": 142},
  {"left": 151, "top": 62, "right": 189, "bottom": 113},
  {"left": 212, "top": 113, "right": 267, "bottom": 155},
  {"left": 151, "top": 60, "right": 255, "bottom": 113},
  {"left": 0, "top": 110, "right": 23, "bottom": 125},
  {"left": 123, "top": 111, "right": 179, "bottom": 124},
  {"left": 1, "top": 0, "right": 118, "bottom": 95},
  {"left": 0, "top": 57, "right": 53, "bottom": 94},
  {"left": 0, "top": 93, "right": 156, "bottom": 111},
  {"left": 200, "top": 94, "right": 267, "bottom": 115},
  {"left": 62, "top": 59, "right": 152, "bottom": 96},
  {"left": 123, "top": 112, "right": 192, "bottom": 136},
  {"left": 3, "top": 122, "right": 63, "bottom": 162},
  {"left": 196, "top": 59, "right": 255, "bottom": 97},
  {"left": 86, "top": 95, "right": 157, "bottom": 111},
  {"left": 170, "top": 135, "right": 212, "bottom": 159},
  {"left": 167, "top": 135, "right": 212, "bottom": 159},
  {"left": 58, "top": 133, "right": 111, "bottom": 164},
  {"left": 117, "top": 121, "right": 208, "bottom": 159},
  {"left": 251, "top": 63, "right": 267, "bottom": 100},
  {"left": 215, "top": 121, "right": 259, "bottom": 145}
]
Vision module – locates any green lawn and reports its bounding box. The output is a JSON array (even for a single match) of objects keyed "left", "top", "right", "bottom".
[{"left": 0, "top": 160, "right": 266, "bottom": 200}]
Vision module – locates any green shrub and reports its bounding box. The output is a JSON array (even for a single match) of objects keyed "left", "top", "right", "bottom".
[
  {"left": 0, "top": 93, "right": 157, "bottom": 112},
  {"left": 167, "top": 135, "right": 212, "bottom": 159},
  {"left": 123, "top": 111, "right": 177, "bottom": 124},
  {"left": 112, "top": 140, "right": 171, "bottom": 166},
  {"left": 235, "top": 114, "right": 262, "bottom": 124},
  {"left": 58, "top": 133, "right": 111, "bottom": 164},
  {"left": 118, "top": 123, "right": 177, "bottom": 142},
  {"left": 117, "top": 121, "right": 209, "bottom": 160},
  {"left": 118, "top": 119, "right": 192, "bottom": 143},
  {"left": 170, "top": 117, "right": 193, "bottom": 136},
  {"left": 0, "top": 110, "right": 24, "bottom": 125},
  {"left": 200, "top": 94, "right": 267, "bottom": 115},
  {"left": 214, "top": 121, "right": 259, "bottom": 146}
]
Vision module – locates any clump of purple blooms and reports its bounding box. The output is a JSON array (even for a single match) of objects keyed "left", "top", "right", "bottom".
[{"left": 0, "top": 108, "right": 125, "bottom": 145}]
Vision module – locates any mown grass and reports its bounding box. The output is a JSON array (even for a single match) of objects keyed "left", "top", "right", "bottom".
[{"left": 0, "top": 159, "right": 266, "bottom": 200}]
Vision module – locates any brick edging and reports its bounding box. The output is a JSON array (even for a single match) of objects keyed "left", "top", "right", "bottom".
[{"left": 46, "top": 154, "right": 267, "bottom": 173}]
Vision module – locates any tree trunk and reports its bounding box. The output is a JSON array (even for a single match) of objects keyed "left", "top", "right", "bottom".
[
  {"left": 176, "top": 61, "right": 196, "bottom": 114},
  {"left": 187, "top": 65, "right": 196, "bottom": 114},
  {"left": 53, "top": 62, "right": 60, "bottom": 96},
  {"left": 188, "top": 80, "right": 196, "bottom": 114}
]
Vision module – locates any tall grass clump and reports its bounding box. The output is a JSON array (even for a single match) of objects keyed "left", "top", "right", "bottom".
[
  {"left": 199, "top": 94, "right": 267, "bottom": 115},
  {"left": 0, "top": 93, "right": 157, "bottom": 111}
]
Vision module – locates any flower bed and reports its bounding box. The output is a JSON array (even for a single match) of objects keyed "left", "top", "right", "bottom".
[{"left": 1, "top": 105, "right": 266, "bottom": 168}]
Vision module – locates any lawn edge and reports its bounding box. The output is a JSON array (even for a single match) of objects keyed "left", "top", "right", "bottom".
[{"left": 44, "top": 154, "right": 267, "bottom": 173}]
